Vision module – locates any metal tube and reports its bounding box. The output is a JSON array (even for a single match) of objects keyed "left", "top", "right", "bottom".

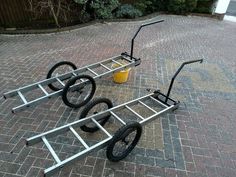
[
  {"left": 3, "top": 55, "right": 122, "bottom": 99},
  {"left": 11, "top": 61, "right": 136, "bottom": 113},
  {"left": 125, "top": 105, "right": 145, "bottom": 120},
  {"left": 110, "top": 111, "right": 126, "bottom": 125},
  {"left": 69, "top": 126, "right": 89, "bottom": 149},
  {"left": 165, "top": 59, "right": 203, "bottom": 102},
  {"left": 130, "top": 20, "right": 164, "bottom": 59},
  {"left": 42, "top": 136, "right": 61, "bottom": 164},
  {"left": 140, "top": 105, "right": 175, "bottom": 125},
  {"left": 149, "top": 96, "right": 168, "bottom": 108},
  {"left": 17, "top": 91, "right": 27, "bottom": 104},
  {"left": 100, "top": 63, "right": 112, "bottom": 71},
  {"left": 44, "top": 137, "right": 112, "bottom": 177},
  {"left": 138, "top": 100, "right": 157, "bottom": 114},
  {"left": 56, "top": 78, "right": 65, "bottom": 86},
  {"left": 38, "top": 84, "right": 49, "bottom": 96},
  {"left": 91, "top": 118, "right": 112, "bottom": 138},
  {"left": 112, "top": 60, "right": 123, "bottom": 66},
  {"left": 26, "top": 93, "right": 155, "bottom": 145},
  {"left": 87, "top": 68, "right": 98, "bottom": 76}
]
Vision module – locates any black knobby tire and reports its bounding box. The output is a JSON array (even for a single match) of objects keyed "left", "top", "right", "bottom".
[
  {"left": 79, "top": 97, "right": 113, "bottom": 133},
  {"left": 47, "top": 61, "right": 77, "bottom": 91},
  {"left": 106, "top": 122, "right": 142, "bottom": 162},
  {"left": 62, "top": 75, "right": 96, "bottom": 108}
]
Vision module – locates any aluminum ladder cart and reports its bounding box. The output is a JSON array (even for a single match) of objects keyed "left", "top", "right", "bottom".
[
  {"left": 3, "top": 20, "right": 164, "bottom": 113},
  {"left": 26, "top": 59, "right": 203, "bottom": 176}
]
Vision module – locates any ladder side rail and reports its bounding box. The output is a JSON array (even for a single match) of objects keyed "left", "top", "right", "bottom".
[
  {"left": 125, "top": 105, "right": 145, "bottom": 120},
  {"left": 3, "top": 74, "right": 71, "bottom": 99},
  {"left": 112, "top": 60, "right": 123, "bottom": 66},
  {"left": 149, "top": 96, "right": 169, "bottom": 108},
  {"left": 91, "top": 118, "right": 112, "bottom": 138},
  {"left": 44, "top": 137, "right": 112, "bottom": 177},
  {"left": 121, "top": 55, "right": 133, "bottom": 63},
  {"left": 3, "top": 55, "right": 122, "bottom": 99},
  {"left": 100, "top": 63, "right": 112, "bottom": 71},
  {"left": 93, "top": 62, "right": 135, "bottom": 79},
  {"left": 110, "top": 111, "right": 126, "bottom": 125},
  {"left": 140, "top": 105, "right": 175, "bottom": 125},
  {"left": 138, "top": 100, "right": 158, "bottom": 114},
  {"left": 56, "top": 78, "right": 65, "bottom": 87},
  {"left": 12, "top": 90, "right": 62, "bottom": 113},
  {"left": 87, "top": 68, "right": 99, "bottom": 76},
  {"left": 42, "top": 136, "right": 61, "bottom": 163},
  {"left": 69, "top": 126, "right": 89, "bottom": 149},
  {"left": 38, "top": 84, "right": 49, "bottom": 96},
  {"left": 26, "top": 93, "right": 155, "bottom": 145}
]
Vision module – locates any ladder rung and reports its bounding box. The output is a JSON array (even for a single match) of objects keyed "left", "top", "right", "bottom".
[
  {"left": 122, "top": 56, "right": 133, "bottom": 63},
  {"left": 110, "top": 111, "right": 126, "bottom": 125},
  {"left": 17, "top": 91, "right": 27, "bottom": 104},
  {"left": 100, "top": 63, "right": 112, "bottom": 71},
  {"left": 87, "top": 68, "right": 98, "bottom": 76},
  {"left": 38, "top": 84, "right": 49, "bottom": 96},
  {"left": 112, "top": 60, "right": 123, "bottom": 66},
  {"left": 125, "top": 105, "right": 145, "bottom": 120},
  {"left": 56, "top": 78, "right": 65, "bottom": 87},
  {"left": 72, "top": 72, "right": 77, "bottom": 76},
  {"left": 140, "top": 105, "right": 174, "bottom": 125},
  {"left": 150, "top": 96, "right": 168, "bottom": 108},
  {"left": 42, "top": 136, "right": 61, "bottom": 164},
  {"left": 91, "top": 118, "right": 112, "bottom": 137},
  {"left": 69, "top": 126, "right": 89, "bottom": 149},
  {"left": 138, "top": 101, "right": 157, "bottom": 114}
]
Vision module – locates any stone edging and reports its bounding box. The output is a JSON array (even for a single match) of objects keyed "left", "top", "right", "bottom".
[{"left": 0, "top": 12, "right": 221, "bottom": 35}]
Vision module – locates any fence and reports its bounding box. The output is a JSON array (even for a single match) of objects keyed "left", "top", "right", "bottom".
[{"left": 0, "top": 0, "right": 32, "bottom": 28}]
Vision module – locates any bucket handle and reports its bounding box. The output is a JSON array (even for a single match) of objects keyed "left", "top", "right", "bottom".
[{"left": 130, "top": 19, "right": 164, "bottom": 59}]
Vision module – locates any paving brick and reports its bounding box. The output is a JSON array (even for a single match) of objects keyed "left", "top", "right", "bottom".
[
  {"left": 0, "top": 152, "right": 17, "bottom": 162},
  {"left": 1, "top": 15, "right": 236, "bottom": 177},
  {"left": 0, "top": 162, "right": 21, "bottom": 174},
  {"left": 114, "top": 171, "right": 134, "bottom": 177},
  {"left": 106, "top": 160, "right": 125, "bottom": 171},
  {"left": 182, "top": 146, "right": 193, "bottom": 162},
  {"left": 92, "top": 158, "right": 105, "bottom": 177},
  {"left": 155, "top": 159, "right": 174, "bottom": 168},
  {"left": 0, "top": 143, "right": 14, "bottom": 152},
  {"left": 26, "top": 167, "right": 40, "bottom": 177}
]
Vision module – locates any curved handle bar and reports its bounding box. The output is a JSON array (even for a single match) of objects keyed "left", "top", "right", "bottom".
[
  {"left": 165, "top": 59, "right": 203, "bottom": 102},
  {"left": 130, "top": 19, "right": 164, "bottom": 59}
]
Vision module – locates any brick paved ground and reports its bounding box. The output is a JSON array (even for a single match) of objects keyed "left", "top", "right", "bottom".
[{"left": 0, "top": 15, "right": 236, "bottom": 177}]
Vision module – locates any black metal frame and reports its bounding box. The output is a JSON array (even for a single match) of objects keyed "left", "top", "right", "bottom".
[
  {"left": 130, "top": 20, "right": 164, "bottom": 60},
  {"left": 152, "top": 59, "right": 204, "bottom": 106}
]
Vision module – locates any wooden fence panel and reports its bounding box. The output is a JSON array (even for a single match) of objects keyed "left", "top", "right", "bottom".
[{"left": 0, "top": 0, "right": 32, "bottom": 28}]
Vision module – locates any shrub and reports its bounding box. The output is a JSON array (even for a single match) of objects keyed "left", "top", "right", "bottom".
[
  {"left": 167, "top": 0, "right": 198, "bottom": 14},
  {"left": 91, "top": 0, "right": 120, "bottom": 19},
  {"left": 194, "top": 0, "right": 217, "bottom": 14},
  {"left": 134, "top": 0, "right": 153, "bottom": 14},
  {"left": 150, "top": 0, "right": 168, "bottom": 12},
  {"left": 74, "top": 0, "right": 119, "bottom": 19},
  {"left": 186, "top": 0, "right": 198, "bottom": 12},
  {"left": 167, "top": 0, "right": 186, "bottom": 14},
  {"left": 115, "top": 4, "right": 142, "bottom": 19}
]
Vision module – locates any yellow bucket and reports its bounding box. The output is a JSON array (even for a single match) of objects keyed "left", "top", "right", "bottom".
[{"left": 112, "top": 63, "right": 131, "bottom": 84}]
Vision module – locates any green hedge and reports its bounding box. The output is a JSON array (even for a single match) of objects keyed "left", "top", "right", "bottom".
[{"left": 0, "top": 0, "right": 217, "bottom": 28}]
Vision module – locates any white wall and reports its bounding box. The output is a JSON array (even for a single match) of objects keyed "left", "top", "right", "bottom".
[{"left": 215, "top": 0, "right": 231, "bottom": 14}]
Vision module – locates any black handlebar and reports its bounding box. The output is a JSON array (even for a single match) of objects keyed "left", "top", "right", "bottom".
[
  {"left": 165, "top": 59, "right": 203, "bottom": 102},
  {"left": 130, "top": 19, "right": 164, "bottom": 59}
]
